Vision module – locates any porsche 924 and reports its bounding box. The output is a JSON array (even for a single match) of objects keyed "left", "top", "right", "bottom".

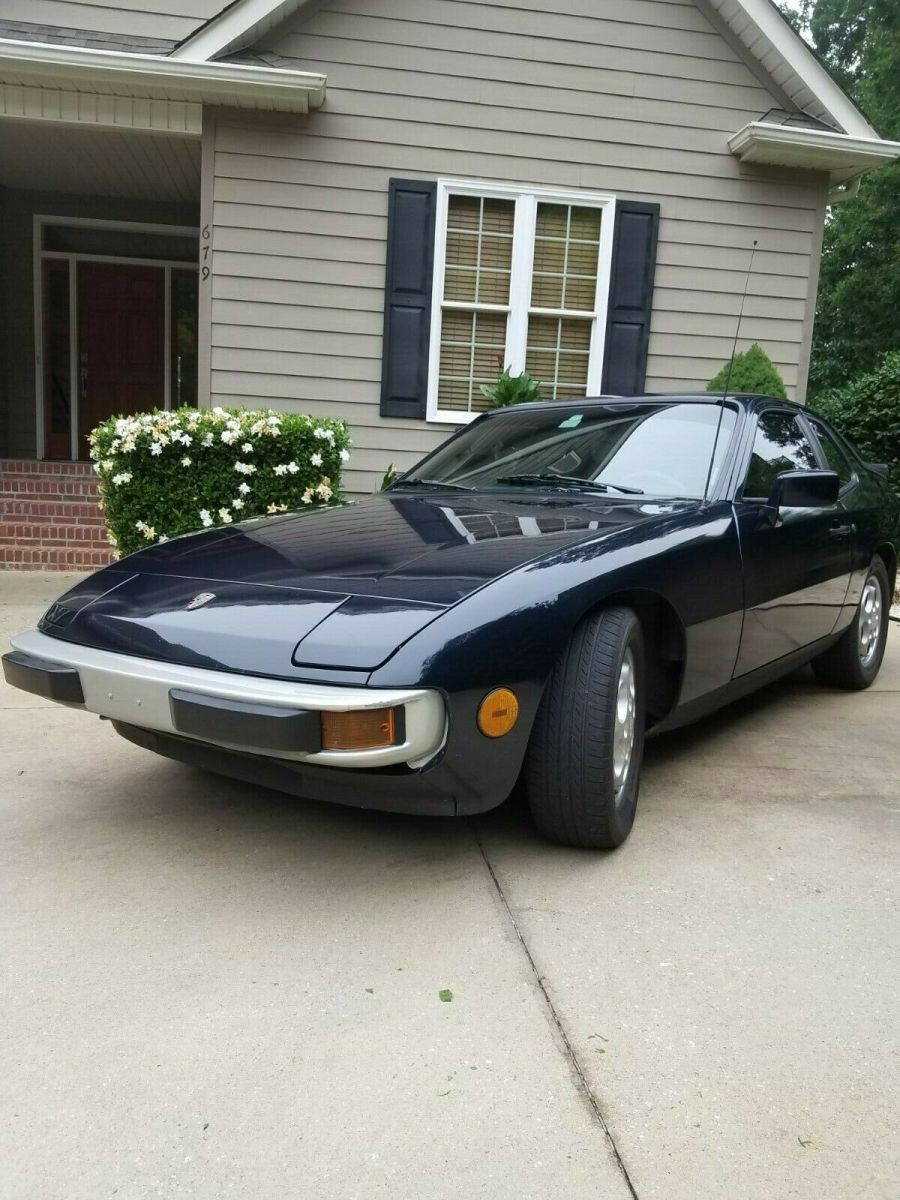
[{"left": 4, "top": 394, "right": 897, "bottom": 848}]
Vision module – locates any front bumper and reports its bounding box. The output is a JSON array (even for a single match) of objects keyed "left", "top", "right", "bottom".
[{"left": 4, "top": 629, "right": 447, "bottom": 770}]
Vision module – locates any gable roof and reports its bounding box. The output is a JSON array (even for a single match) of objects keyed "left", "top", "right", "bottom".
[
  {"left": 703, "top": 0, "right": 877, "bottom": 138},
  {"left": 171, "top": 0, "right": 882, "bottom": 142}
]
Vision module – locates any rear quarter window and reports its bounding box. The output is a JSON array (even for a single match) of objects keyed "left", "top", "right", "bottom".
[{"left": 808, "top": 419, "right": 854, "bottom": 487}]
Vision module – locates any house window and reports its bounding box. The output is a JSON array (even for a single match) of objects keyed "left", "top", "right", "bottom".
[{"left": 427, "top": 181, "right": 616, "bottom": 423}]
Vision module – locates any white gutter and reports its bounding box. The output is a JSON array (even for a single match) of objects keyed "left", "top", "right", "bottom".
[
  {"left": 729, "top": 121, "right": 900, "bottom": 183},
  {"left": 0, "top": 37, "right": 326, "bottom": 112}
]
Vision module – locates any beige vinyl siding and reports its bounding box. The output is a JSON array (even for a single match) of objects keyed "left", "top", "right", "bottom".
[
  {"left": 20, "top": 0, "right": 226, "bottom": 42},
  {"left": 204, "top": 0, "right": 827, "bottom": 494}
]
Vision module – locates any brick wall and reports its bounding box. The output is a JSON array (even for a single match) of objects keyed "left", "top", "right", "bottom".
[{"left": 0, "top": 459, "right": 115, "bottom": 569}]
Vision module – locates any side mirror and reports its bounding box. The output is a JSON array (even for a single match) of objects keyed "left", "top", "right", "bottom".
[{"left": 767, "top": 469, "right": 840, "bottom": 511}]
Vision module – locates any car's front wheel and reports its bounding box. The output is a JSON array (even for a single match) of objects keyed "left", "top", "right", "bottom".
[
  {"left": 812, "top": 555, "right": 890, "bottom": 689},
  {"left": 525, "top": 606, "right": 645, "bottom": 849}
]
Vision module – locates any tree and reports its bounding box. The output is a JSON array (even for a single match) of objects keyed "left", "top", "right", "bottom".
[
  {"left": 707, "top": 344, "right": 788, "bottom": 398},
  {"left": 811, "top": 350, "right": 900, "bottom": 501},
  {"left": 780, "top": 0, "right": 900, "bottom": 395}
]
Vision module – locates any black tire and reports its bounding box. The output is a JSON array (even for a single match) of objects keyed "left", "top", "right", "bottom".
[
  {"left": 525, "top": 606, "right": 645, "bottom": 849},
  {"left": 811, "top": 556, "right": 890, "bottom": 690}
]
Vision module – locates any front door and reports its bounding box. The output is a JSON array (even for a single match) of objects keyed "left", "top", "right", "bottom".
[
  {"left": 77, "top": 262, "right": 165, "bottom": 457},
  {"left": 734, "top": 408, "right": 852, "bottom": 677}
]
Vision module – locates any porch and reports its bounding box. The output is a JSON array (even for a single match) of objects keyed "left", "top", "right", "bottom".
[
  {"left": 0, "top": 120, "right": 200, "bottom": 566},
  {"left": 0, "top": 32, "right": 326, "bottom": 565},
  {"left": 0, "top": 122, "right": 201, "bottom": 464}
]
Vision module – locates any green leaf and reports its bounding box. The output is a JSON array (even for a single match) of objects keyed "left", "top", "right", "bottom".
[
  {"left": 438, "top": 988, "right": 453, "bottom": 1003},
  {"left": 707, "top": 343, "right": 787, "bottom": 400},
  {"left": 88, "top": 406, "right": 352, "bottom": 557},
  {"left": 479, "top": 366, "right": 544, "bottom": 407},
  {"left": 809, "top": 349, "right": 900, "bottom": 505}
]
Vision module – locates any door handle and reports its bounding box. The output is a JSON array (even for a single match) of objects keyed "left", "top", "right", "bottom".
[{"left": 829, "top": 523, "right": 855, "bottom": 537}]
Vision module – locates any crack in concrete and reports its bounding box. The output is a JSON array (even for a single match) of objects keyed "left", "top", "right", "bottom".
[{"left": 473, "top": 825, "right": 640, "bottom": 1200}]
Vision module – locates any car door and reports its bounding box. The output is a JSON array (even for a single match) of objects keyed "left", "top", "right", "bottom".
[
  {"left": 733, "top": 408, "right": 852, "bottom": 677},
  {"left": 804, "top": 413, "right": 878, "bottom": 628}
]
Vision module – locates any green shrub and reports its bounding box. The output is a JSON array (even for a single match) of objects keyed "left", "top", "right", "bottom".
[
  {"left": 810, "top": 350, "right": 900, "bottom": 502},
  {"left": 707, "top": 343, "right": 788, "bottom": 399},
  {"left": 90, "top": 406, "right": 351, "bottom": 558},
  {"left": 479, "top": 366, "right": 544, "bottom": 406}
]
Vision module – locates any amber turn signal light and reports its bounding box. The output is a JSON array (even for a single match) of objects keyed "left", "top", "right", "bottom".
[
  {"left": 477, "top": 688, "right": 520, "bottom": 738},
  {"left": 320, "top": 706, "right": 398, "bottom": 751}
]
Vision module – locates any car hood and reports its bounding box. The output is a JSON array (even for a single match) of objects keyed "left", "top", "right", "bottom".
[
  {"left": 43, "top": 492, "right": 692, "bottom": 675},
  {"left": 117, "top": 492, "right": 684, "bottom": 603}
]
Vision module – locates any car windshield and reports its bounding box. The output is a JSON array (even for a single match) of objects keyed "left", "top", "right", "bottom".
[{"left": 398, "top": 401, "right": 739, "bottom": 498}]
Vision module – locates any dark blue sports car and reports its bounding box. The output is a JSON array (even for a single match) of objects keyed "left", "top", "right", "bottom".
[{"left": 4, "top": 394, "right": 897, "bottom": 848}]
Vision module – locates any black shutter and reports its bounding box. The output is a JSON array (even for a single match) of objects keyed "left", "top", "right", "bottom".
[
  {"left": 601, "top": 199, "right": 660, "bottom": 396},
  {"left": 380, "top": 178, "right": 437, "bottom": 419}
]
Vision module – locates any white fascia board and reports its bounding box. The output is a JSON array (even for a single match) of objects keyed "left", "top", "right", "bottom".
[
  {"left": 726, "top": 0, "right": 878, "bottom": 138},
  {"left": 171, "top": 0, "right": 312, "bottom": 62},
  {"left": 729, "top": 121, "right": 900, "bottom": 177},
  {"left": 0, "top": 37, "right": 326, "bottom": 112}
]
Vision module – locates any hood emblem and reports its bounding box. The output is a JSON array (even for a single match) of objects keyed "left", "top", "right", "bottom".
[{"left": 185, "top": 592, "right": 216, "bottom": 611}]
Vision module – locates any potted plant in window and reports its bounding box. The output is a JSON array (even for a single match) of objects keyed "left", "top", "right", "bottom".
[{"left": 480, "top": 358, "right": 544, "bottom": 407}]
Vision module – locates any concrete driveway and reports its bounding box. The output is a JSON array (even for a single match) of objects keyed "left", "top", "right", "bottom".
[{"left": 2, "top": 572, "right": 898, "bottom": 1200}]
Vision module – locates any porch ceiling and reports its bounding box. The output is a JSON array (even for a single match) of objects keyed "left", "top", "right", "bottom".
[{"left": 0, "top": 122, "right": 199, "bottom": 203}]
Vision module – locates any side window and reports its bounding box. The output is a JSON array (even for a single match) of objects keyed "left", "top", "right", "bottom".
[
  {"left": 808, "top": 418, "right": 854, "bottom": 487},
  {"left": 743, "top": 411, "right": 819, "bottom": 500}
]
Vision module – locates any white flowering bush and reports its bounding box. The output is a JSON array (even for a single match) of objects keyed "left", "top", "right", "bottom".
[{"left": 90, "top": 406, "right": 351, "bottom": 558}]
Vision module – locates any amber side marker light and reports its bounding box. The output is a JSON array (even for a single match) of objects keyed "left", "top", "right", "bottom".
[
  {"left": 320, "top": 707, "right": 399, "bottom": 751},
  {"left": 477, "top": 688, "right": 520, "bottom": 738}
]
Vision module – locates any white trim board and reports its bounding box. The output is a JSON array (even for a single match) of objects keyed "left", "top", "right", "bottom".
[
  {"left": 172, "top": 0, "right": 318, "bottom": 62},
  {"left": 0, "top": 37, "right": 326, "bottom": 114},
  {"left": 703, "top": 0, "right": 877, "bottom": 137}
]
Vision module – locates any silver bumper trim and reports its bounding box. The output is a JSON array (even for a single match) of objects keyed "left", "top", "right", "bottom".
[{"left": 10, "top": 628, "right": 447, "bottom": 769}]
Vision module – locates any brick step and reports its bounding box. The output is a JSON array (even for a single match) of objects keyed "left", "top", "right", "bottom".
[
  {"left": 0, "top": 458, "right": 95, "bottom": 475},
  {"left": 1, "top": 477, "right": 102, "bottom": 500},
  {"left": 0, "top": 544, "right": 115, "bottom": 569},
  {"left": 0, "top": 499, "right": 105, "bottom": 522},
  {"left": 0, "top": 522, "right": 111, "bottom": 545},
  {"left": 0, "top": 453, "right": 93, "bottom": 468}
]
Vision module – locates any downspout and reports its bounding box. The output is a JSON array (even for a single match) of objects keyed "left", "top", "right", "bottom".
[{"left": 828, "top": 174, "right": 862, "bottom": 204}]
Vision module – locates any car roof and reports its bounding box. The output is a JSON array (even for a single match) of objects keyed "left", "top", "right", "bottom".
[{"left": 484, "top": 392, "right": 804, "bottom": 415}]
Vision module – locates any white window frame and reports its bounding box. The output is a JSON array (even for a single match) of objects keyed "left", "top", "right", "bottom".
[
  {"left": 33, "top": 214, "right": 199, "bottom": 460},
  {"left": 426, "top": 179, "right": 617, "bottom": 425}
]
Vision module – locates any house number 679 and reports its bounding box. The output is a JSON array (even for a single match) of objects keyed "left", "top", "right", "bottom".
[{"left": 201, "top": 224, "right": 211, "bottom": 281}]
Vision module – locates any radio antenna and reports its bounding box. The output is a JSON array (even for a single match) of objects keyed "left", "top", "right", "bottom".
[{"left": 701, "top": 238, "right": 758, "bottom": 506}]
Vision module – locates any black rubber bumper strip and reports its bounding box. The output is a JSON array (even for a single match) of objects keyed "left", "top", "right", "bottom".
[
  {"left": 169, "top": 688, "right": 322, "bottom": 754},
  {"left": 2, "top": 650, "right": 85, "bottom": 704}
]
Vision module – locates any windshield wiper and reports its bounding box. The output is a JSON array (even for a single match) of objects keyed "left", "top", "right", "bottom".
[
  {"left": 496, "top": 473, "right": 644, "bottom": 495},
  {"left": 391, "top": 477, "right": 474, "bottom": 491}
]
